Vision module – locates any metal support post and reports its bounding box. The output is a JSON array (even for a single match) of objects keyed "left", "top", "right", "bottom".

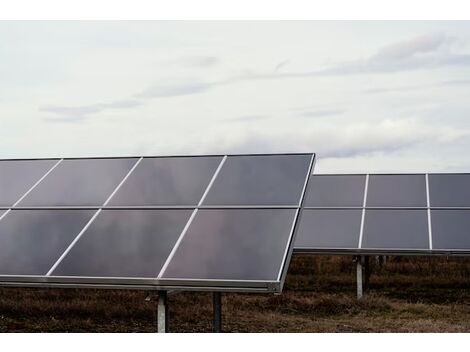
[
  {"left": 355, "top": 256, "right": 363, "bottom": 299},
  {"left": 157, "top": 291, "right": 168, "bottom": 333},
  {"left": 364, "top": 255, "right": 370, "bottom": 292},
  {"left": 213, "top": 292, "right": 222, "bottom": 333}
]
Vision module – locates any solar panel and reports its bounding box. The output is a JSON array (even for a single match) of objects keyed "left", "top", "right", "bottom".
[
  {"left": 109, "top": 157, "right": 222, "bottom": 206},
  {"left": 0, "top": 153, "right": 314, "bottom": 293},
  {"left": 0, "top": 210, "right": 94, "bottom": 275},
  {"left": 366, "top": 174, "right": 426, "bottom": 207},
  {"left": 295, "top": 209, "right": 361, "bottom": 250},
  {"left": 361, "top": 209, "right": 429, "bottom": 250},
  {"left": 0, "top": 159, "right": 58, "bottom": 206},
  {"left": 19, "top": 158, "right": 138, "bottom": 206},
  {"left": 202, "top": 154, "right": 312, "bottom": 206},
  {"left": 304, "top": 175, "right": 365, "bottom": 207},
  {"left": 295, "top": 173, "right": 470, "bottom": 255},
  {"left": 160, "top": 209, "right": 297, "bottom": 281},
  {"left": 51, "top": 210, "right": 192, "bottom": 278},
  {"left": 431, "top": 210, "right": 470, "bottom": 251},
  {"left": 429, "top": 174, "right": 470, "bottom": 207}
]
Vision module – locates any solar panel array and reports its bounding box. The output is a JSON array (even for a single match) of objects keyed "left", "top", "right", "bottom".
[
  {"left": 0, "top": 154, "right": 315, "bottom": 292},
  {"left": 295, "top": 174, "right": 470, "bottom": 255}
]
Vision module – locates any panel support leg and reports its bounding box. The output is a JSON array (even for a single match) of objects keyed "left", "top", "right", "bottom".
[
  {"left": 354, "top": 256, "right": 363, "bottom": 299},
  {"left": 213, "top": 292, "right": 222, "bottom": 333},
  {"left": 364, "top": 255, "right": 370, "bottom": 292},
  {"left": 157, "top": 291, "right": 168, "bottom": 333}
]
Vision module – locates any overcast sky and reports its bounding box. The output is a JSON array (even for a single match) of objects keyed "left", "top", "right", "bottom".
[{"left": 1, "top": 21, "right": 470, "bottom": 173}]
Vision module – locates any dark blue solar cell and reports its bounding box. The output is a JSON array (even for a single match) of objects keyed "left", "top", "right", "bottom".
[
  {"left": 362, "top": 209, "right": 429, "bottom": 250},
  {"left": 0, "top": 210, "right": 94, "bottom": 276},
  {"left": 295, "top": 209, "right": 362, "bottom": 249},
  {"left": 0, "top": 159, "right": 58, "bottom": 206},
  {"left": 367, "top": 174, "right": 426, "bottom": 207},
  {"left": 109, "top": 157, "right": 222, "bottom": 206},
  {"left": 429, "top": 174, "right": 470, "bottom": 207},
  {"left": 203, "top": 154, "right": 313, "bottom": 206},
  {"left": 432, "top": 210, "right": 470, "bottom": 250},
  {"left": 19, "top": 158, "right": 137, "bottom": 206},
  {"left": 304, "top": 175, "right": 366, "bottom": 207},
  {"left": 162, "top": 209, "right": 297, "bottom": 281}
]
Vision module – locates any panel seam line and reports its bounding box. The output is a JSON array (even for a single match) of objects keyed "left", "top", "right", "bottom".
[
  {"left": 426, "top": 173, "right": 433, "bottom": 250},
  {"left": 358, "top": 174, "right": 369, "bottom": 248}
]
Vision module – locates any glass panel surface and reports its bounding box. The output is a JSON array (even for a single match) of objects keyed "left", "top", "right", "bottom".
[
  {"left": 109, "top": 156, "right": 222, "bottom": 206},
  {"left": 0, "top": 210, "right": 94, "bottom": 276},
  {"left": 162, "top": 209, "right": 297, "bottom": 281},
  {"left": 304, "top": 175, "right": 366, "bottom": 207},
  {"left": 367, "top": 174, "right": 426, "bottom": 207},
  {"left": 19, "top": 158, "right": 137, "bottom": 206},
  {"left": 0, "top": 159, "right": 58, "bottom": 206},
  {"left": 51, "top": 210, "right": 192, "bottom": 278},
  {"left": 362, "top": 209, "right": 429, "bottom": 249},
  {"left": 429, "top": 174, "right": 470, "bottom": 207},
  {"left": 203, "top": 154, "right": 312, "bottom": 206},
  {"left": 431, "top": 210, "right": 470, "bottom": 250},
  {"left": 295, "top": 209, "right": 362, "bottom": 249}
]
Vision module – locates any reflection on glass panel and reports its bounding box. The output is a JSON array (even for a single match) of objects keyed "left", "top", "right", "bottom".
[
  {"left": 0, "top": 159, "right": 58, "bottom": 206},
  {"left": 0, "top": 210, "right": 94, "bottom": 275},
  {"left": 51, "top": 210, "right": 192, "bottom": 278},
  {"left": 362, "top": 209, "right": 429, "bottom": 249},
  {"left": 203, "top": 154, "right": 312, "bottom": 206},
  {"left": 367, "top": 174, "right": 426, "bottom": 207},
  {"left": 304, "top": 175, "right": 365, "bottom": 207},
  {"left": 432, "top": 210, "right": 470, "bottom": 250},
  {"left": 110, "top": 157, "right": 222, "bottom": 206},
  {"left": 295, "top": 209, "right": 362, "bottom": 249},
  {"left": 429, "top": 174, "right": 470, "bottom": 207},
  {"left": 162, "top": 209, "right": 297, "bottom": 281},
  {"left": 19, "top": 158, "right": 137, "bottom": 206}
]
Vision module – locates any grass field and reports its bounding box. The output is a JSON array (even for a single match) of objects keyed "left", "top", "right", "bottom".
[{"left": 1, "top": 255, "right": 470, "bottom": 333}]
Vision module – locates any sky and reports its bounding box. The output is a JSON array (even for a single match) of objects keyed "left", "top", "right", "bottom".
[{"left": 1, "top": 21, "right": 470, "bottom": 173}]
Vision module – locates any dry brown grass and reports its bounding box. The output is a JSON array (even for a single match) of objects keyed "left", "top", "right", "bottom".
[{"left": 1, "top": 255, "right": 470, "bottom": 332}]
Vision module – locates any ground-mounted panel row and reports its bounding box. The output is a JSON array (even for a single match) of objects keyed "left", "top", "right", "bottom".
[{"left": 0, "top": 153, "right": 315, "bottom": 293}]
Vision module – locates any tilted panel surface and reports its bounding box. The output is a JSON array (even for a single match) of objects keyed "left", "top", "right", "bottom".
[
  {"left": 304, "top": 175, "right": 366, "bottom": 207},
  {"left": 366, "top": 174, "right": 426, "bottom": 207},
  {"left": 295, "top": 209, "right": 362, "bottom": 249},
  {"left": 429, "top": 174, "right": 470, "bottom": 207},
  {"left": 51, "top": 210, "right": 193, "bottom": 278},
  {"left": 0, "top": 159, "right": 58, "bottom": 206},
  {"left": 161, "top": 209, "right": 297, "bottom": 281},
  {"left": 361, "top": 209, "right": 429, "bottom": 250},
  {"left": 202, "top": 154, "right": 312, "bottom": 206},
  {"left": 19, "top": 158, "right": 137, "bottom": 206},
  {"left": 431, "top": 210, "right": 470, "bottom": 250},
  {"left": 109, "top": 157, "right": 222, "bottom": 206},
  {"left": 0, "top": 210, "right": 95, "bottom": 276}
]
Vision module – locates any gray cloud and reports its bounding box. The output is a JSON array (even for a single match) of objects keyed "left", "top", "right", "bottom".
[
  {"left": 364, "top": 78, "right": 470, "bottom": 94},
  {"left": 40, "top": 33, "right": 469, "bottom": 123},
  {"left": 181, "top": 56, "right": 219, "bottom": 68},
  {"left": 371, "top": 33, "right": 450, "bottom": 61},
  {"left": 41, "top": 99, "right": 143, "bottom": 122},
  {"left": 225, "top": 115, "right": 269, "bottom": 123},
  {"left": 135, "top": 82, "right": 213, "bottom": 99},
  {"left": 274, "top": 60, "right": 290, "bottom": 72},
  {"left": 163, "top": 55, "right": 219, "bottom": 68},
  {"left": 296, "top": 109, "right": 344, "bottom": 118}
]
